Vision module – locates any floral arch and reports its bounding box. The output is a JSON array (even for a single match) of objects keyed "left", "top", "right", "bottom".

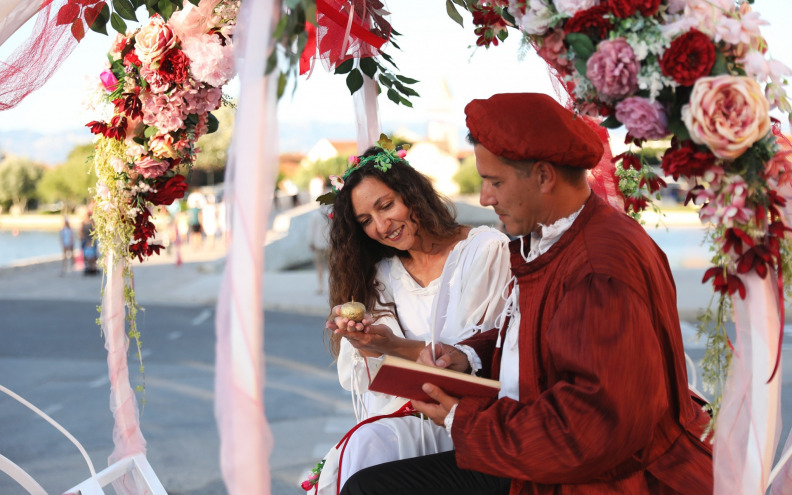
[{"left": 2, "top": 0, "right": 792, "bottom": 493}]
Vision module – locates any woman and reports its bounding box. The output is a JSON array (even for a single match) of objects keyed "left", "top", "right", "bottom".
[{"left": 313, "top": 138, "right": 511, "bottom": 495}]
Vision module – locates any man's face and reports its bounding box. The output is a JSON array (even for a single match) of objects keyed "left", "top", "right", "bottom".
[{"left": 475, "top": 144, "right": 543, "bottom": 237}]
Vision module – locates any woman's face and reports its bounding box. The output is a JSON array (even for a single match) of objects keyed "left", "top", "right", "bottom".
[{"left": 350, "top": 176, "right": 417, "bottom": 250}]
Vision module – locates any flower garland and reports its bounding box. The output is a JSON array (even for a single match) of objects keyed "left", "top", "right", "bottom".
[
  {"left": 441, "top": 0, "right": 792, "bottom": 415},
  {"left": 87, "top": 0, "right": 239, "bottom": 383}
]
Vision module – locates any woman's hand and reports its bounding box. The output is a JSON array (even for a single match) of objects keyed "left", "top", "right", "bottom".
[
  {"left": 335, "top": 324, "right": 396, "bottom": 357},
  {"left": 326, "top": 305, "right": 373, "bottom": 333}
]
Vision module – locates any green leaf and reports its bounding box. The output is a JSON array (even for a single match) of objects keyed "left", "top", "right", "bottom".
[
  {"left": 710, "top": 50, "right": 728, "bottom": 76},
  {"left": 284, "top": 0, "right": 301, "bottom": 8},
  {"left": 316, "top": 191, "right": 336, "bottom": 205},
  {"left": 573, "top": 58, "right": 588, "bottom": 78},
  {"left": 566, "top": 33, "right": 595, "bottom": 60},
  {"left": 360, "top": 58, "right": 377, "bottom": 78},
  {"left": 171, "top": 0, "right": 183, "bottom": 10},
  {"left": 445, "top": 0, "right": 464, "bottom": 27},
  {"left": 157, "top": 0, "right": 174, "bottom": 19},
  {"left": 206, "top": 113, "right": 219, "bottom": 134},
  {"left": 144, "top": 126, "right": 159, "bottom": 138},
  {"left": 110, "top": 12, "right": 127, "bottom": 34},
  {"left": 394, "top": 81, "right": 419, "bottom": 97},
  {"left": 130, "top": 0, "right": 146, "bottom": 7},
  {"left": 667, "top": 118, "right": 691, "bottom": 141},
  {"left": 387, "top": 88, "right": 401, "bottom": 105},
  {"left": 395, "top": 75, "right": 419, "bottom": 84},
  {"left": 399, "top": 95, "right": 413, "bottom": 108},
  {"left": 265, "top": 50, "right": 278, "bottom": 75},
  {"left": 88, "top": 3, "right": 110, "bottom": 35},
  {"left": 451, "top": 0, "right": 467, "bottom": 7},
  {"left": 346, "top": 69, "right": 364, "bottom": 94},
  {"left": 334, "top": 58, "right": 354, "bottom": 75},
  {"left": 146, "top": 0, "right": 158, "bottom": 8},
  {"left": 277, "top": 72, "right": 287, "bottom": 99},
  {"left": 273, "top": 15, "right": 288, "bottom": 39},
  {"left": 113, "top": 0, "right": 137, "bottom": 21},
  {"left": 188, "top": 0, "right": 200, "bottom": 5},
  {"left": 600, "top": 114, "right": 622, "bottom": 129},
  {"left": 378, "top": 74, "right": 393, "bottom": 88},
  {"left": 379, "top": 52, "right": 399, "bottom": 70},
  {"left": 296, "top": 31, "right": 308, "bottom": 59},
  {"left": 389, "top": 38, "right": 401, "bottom": 50},
  {"left": 497, "top": 29, "right": 508, "bottom": 42}
]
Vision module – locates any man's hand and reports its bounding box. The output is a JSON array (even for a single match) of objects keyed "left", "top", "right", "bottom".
[
  {"left": 412, "top": 383, "right": 460, "bottom": 427},
  {"left": 418, "top": 342, "right": 470, "bottom": 372}
]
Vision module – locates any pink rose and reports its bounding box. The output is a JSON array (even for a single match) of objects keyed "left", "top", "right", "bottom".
[
  {"left": 615, "top": 97, "right": 669, "bottom": 140},
  {"left": 348, "top": 155, "right": 360, "bottom": 165},
  {"left": 149, "top": 133, "right": 179, "bottom": 159},
  {"left": 300, "top": 480, "right": 313, "bottom": 491},
  {"left": 167, "top": 0, "right": 221, "bottom": 41},
  {"left": 134, "top": 156, "right": 170, "bottom": 179},
  {"left": 396, "top": 149, "right": 407, "bottom": 158},
  {"left": 134, "top": 16, "right": 177, "bottom": 67},
  {"left": 681, "top": 75, "right": 771, "bottom": 160},
  {"left": 586, "top": 38, "right": 639, "bottom": 101}
]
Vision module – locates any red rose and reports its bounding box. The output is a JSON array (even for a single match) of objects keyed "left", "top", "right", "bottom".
[
  {"left": 608, "top": 0, "right": 661, "bottom": 18},
  {"left": 124, "top": 49, "right": 141, "bottom": 67},
  {"left": 660, "top": 29, "right": 716, "bottom": 86},
  {"left": 147, "top": 174, "right": 188, "bottom": 206},
  {"left": 564, "top": 5, "right": 612, "bottom": 41},
  {"left": 660, "top": 140, "right": 716, "bottom": 180},
  {"left": 157, "top": 49, "right": 190, "bottom": 84}
]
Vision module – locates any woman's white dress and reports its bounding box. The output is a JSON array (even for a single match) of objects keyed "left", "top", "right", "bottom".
[{"left": 316, "top": 226, "right": 511, "bottom": 494}]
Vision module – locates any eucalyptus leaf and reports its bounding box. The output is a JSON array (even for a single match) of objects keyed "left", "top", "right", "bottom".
[
  {"left": 446, "top": 0, "right": 464, "bottom": 27},
  {"left": 110, "top": 12, "right": 127, "bottom": 34},
  {"left": 566, "top": 33, "right": 595, "bottom": 60},
  {"left": 360, "top": 58, "right": 377, "bottom": 78},
  {"left": 113, "top": 0, "right": 137, "bottom": 21},
  {"left": 88, "top": 3, "right": 110, "bottom": 35},
  {"left": 334, "top": 58, "right": 354, "bottom": 75},
  {"left": 346, "top": 69, "right": 364, "bottom": 94},
  {"left": 395, "top": 75, "right": 418, "bottom": 84}
]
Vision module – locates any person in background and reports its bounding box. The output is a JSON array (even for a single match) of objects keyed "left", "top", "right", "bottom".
[
  {"left": 314, "top": 139, "right": 511, "bottom": 495},
  {"left": 59, "top": 217, "right": 74, "bottom": 275},
  {"left": 308, "top": 205, "right": 331, "bottom": 294},
  {"left": 340, "top": 93, "right": 713, "bottom": 495},
  {"left": 80, "top": 210, "right": 99, "bottom": 275}
]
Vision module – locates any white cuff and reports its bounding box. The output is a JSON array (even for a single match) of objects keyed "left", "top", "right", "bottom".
[
  {"left": 444, "top": 403, "right": 458, "bottom": 435},
  {"left": 453, "top": 344, "right": 482, "bottom": 375}
]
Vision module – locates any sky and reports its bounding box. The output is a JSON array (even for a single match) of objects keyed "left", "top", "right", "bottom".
[{"left": 0, "top": 0, "right": 791, "bottom": 156}]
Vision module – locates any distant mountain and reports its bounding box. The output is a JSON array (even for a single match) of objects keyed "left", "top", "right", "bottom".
[{"left": 0, "top": 129, "right": 93, "bottom": 166}]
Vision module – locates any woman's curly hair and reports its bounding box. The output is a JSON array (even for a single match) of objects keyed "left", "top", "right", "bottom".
[{"left": 327, "top": 146, "right": 461, "bottom": 356}]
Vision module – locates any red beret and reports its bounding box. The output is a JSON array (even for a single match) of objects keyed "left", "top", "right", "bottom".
[{"left": 465, "top": 93, "right": 604, "bottom": 169}]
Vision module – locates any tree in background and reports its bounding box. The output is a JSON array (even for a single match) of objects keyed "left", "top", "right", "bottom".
[
  {"left": 293, "top": 155, "right": 349, "bottom": 190},
  {"left": 37, "top": 143, "right": 97, "bottom": 213},
  {"left": 0, "top": 155, "right": 45, "bottom": 213},
  {"left": 193, "top": 104, "right": 235, "bottom": 186},
  {"left": 454, "top": 154, "right": 482, "bottom": 195}
]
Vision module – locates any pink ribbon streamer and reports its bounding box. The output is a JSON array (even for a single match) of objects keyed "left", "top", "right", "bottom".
[
  {"left": 713, "top": 271, "right": 782, "bottom": 494},
  {"left": 102, "top": 252, "right": 147, "bottom": 495},
  {"left": 352, "top": 73, "right": 380, "bottom": 153},
  {"left": 214, "top": 0, "right": 278, "bottom": 493}
]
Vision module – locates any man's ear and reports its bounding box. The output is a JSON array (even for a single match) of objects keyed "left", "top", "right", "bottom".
[{"left": 535, "top": 161, "right": 556, "bottom": 193}]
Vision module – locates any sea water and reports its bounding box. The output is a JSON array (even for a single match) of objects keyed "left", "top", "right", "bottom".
[{"left": 0, "top": 230, "right": 62, "bottom": 267}]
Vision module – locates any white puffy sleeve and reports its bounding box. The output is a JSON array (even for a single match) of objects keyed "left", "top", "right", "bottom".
[
  {"left": 439, "top": 228, "right": 511, "bottom": 343},
  {"left": 335, "top": 259, "right": 408, "bottom": 418}
]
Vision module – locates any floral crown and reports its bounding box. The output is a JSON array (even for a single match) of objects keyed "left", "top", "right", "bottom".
[{"left": 316, "top": 133, "right": 411, "bottom": 206}]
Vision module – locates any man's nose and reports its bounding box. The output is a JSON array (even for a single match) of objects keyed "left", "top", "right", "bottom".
[{"left": 480, "top": 185, "right": 495, "bottom": 207}]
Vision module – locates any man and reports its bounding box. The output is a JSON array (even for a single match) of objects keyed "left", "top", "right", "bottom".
[{"left": 340, "top": 93, "right": 713, "bottom": 494}]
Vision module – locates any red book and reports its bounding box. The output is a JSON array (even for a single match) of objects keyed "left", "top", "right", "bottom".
[{"left": 366, "top": 355, "right": 501, "bottom": 403}]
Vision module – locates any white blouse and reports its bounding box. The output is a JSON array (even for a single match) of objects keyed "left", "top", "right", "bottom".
[{"left": 336, "top": 225, "right": 512, "bottom": 419}]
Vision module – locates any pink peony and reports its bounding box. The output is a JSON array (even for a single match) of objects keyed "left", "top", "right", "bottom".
[
  {"left": 149, "top": 133, "right": 179, "bottom": 159},
  {"left": 134, "top": 16, "right": 177, "bottom": 67},
  {"left": 181, "top": 33, "right": 235, "bottom": 87},
  {"left": 167, "top": 0, "right": 221, "bottom": 41},
  {"left": 586, "top": 38, "right": 639, "bottom": 101},
  {"left": 134, "top": 156, "right": 170, "bottom": 179},
  {"left": 615, "top": 97, "right": 669, "bottom": 140},
  {"left": 681, "top": 75, "right": 771, "bottom": 160}
]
